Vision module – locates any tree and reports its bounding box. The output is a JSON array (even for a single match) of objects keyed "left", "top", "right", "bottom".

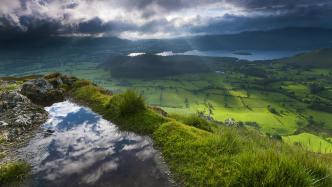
[
  {"left": 309, "top": 83, "right": 325, "bottom": 94},
  {"left": 205, "top": 102, "right": 215, "bottom": 117},
  {"left": 184, "top": 98, "right": 189, "bottom": 108}
]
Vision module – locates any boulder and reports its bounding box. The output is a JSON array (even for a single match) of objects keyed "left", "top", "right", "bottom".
[
  {"left": 20, "top": 78, "right": 64, "bottom": 106},
  {"left": 150, "top": 106, "right": 168, "bottom": 117},
  {"left": 0, "top": 91, "right": 48, "bottom": 141},
  {"left": 0, "top": 91, "right": 30, "bottom": 111},
  {"left": 44, "top": 72, "right": 77, "bottom": 87}
]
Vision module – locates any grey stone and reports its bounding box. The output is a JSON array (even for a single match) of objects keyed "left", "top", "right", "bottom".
[
  {"left": 20, "top": 78, "right": 64, "bottom": 106},
  {"left": 0, "top": 91, "right": 48, "bottom": 141}
]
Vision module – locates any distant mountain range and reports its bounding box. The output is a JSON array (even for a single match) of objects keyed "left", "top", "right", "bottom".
[
  {"left": 0, "top": 27, "right": 331, "bottom": 51},
  {"left": 178, "top": 27, "right": 332, "bottom": 51}
]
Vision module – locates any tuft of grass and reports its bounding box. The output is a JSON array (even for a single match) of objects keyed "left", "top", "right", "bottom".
[
  {"left": 0, "top": 83, "right": 22, "bottom": 94},
  {"left": 233, "top": 150, "right": 331, "bottom": 187},
  {"left": 0, "top": 161, "right": 30, "bottom": 185},
  {"left": 72, "top": 79, "right": 94, "bottom": 88},
  {"left": 108, "top": 90, "right": 146, "bottom": 117}
]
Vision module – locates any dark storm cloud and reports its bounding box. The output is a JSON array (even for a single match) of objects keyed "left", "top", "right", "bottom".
[
  {"left": 230, "top": 0, "right": 332, "bottom": 9},
  {"left": 0, "top": 0, "right": 331, "bottom": 39},
  {"left": 191, "top": 1, "right": 332, "bottom": 34}
]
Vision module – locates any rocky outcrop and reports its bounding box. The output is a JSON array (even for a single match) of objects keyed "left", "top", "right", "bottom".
[
  {"left": 0, "top": 73, "right": 78, "bottom": 142},
  {"left": 44, "top": 72, "right": 77, "bottom": 88},
  {"left": 0, "top": 91, "right": 48, "bottom": 141},
  {"left": 20, "top": 78, "right": 64, "bottom": 106}
]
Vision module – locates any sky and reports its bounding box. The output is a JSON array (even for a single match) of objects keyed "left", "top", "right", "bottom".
[{"left": 0, "top": 0, "right": 331, "bottom": 40}]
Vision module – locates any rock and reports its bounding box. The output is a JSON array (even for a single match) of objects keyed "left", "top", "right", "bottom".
[
  {"left": 61, "top": 75, "right": 77, "bottom": 86},
  {"left": 0, "top": 121, "right": 8, "bottom": 127},
  {"left": 224, "top": 118, "right": 238, "bottom": 127},
  {"left": 270, "top": 134, "right": 282, "bottom": 141},
  {"left": 20, "top": 78, "right": 64, "bottom": 106},
  {"left": 150, "top": 106, "right": 168, "bottom": 117},
  {"left": 0, "top": 91, "right": 48, "bottom": 141},
  {"left": 44, "top": 73, "right": 77, "bottom": 87},
  {"left": 46, "top": 129, "right": 55, "bottom": 134},
  {"left": 44, "top": 129, "right": 55, "bottom": 137},
  {"left": 0, "top": 91, "right": 30, "bottom": 111},
  {"left": 48, "top": 76, "right": 63, "bottom": 88}
]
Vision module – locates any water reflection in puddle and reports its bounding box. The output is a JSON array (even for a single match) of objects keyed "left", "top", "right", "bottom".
[{"left": 19, "top": 101, "right": 173, "bottom": 187}]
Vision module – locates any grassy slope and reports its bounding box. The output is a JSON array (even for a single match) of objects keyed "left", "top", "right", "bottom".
[
  {"left": 155, "top": 122, "right": 331, "bottom": 186},
  {"left": 67, "top": 79, "right": 332, "bottom": 187}
]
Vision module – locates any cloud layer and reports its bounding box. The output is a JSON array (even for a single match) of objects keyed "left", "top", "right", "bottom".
[{"left": 0, "top": 0, "right": 331, "bottom": 39}]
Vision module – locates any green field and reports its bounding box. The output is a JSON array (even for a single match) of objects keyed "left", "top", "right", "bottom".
[
  {"left": 93, "top": 71, "right": 331, "bottom": 139},
  {"left": 283, "top": 133, "right": 332, "bottom": 153}
]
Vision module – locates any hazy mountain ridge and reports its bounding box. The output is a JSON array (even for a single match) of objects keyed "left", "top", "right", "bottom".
[{"left": 1, "top": 27, "right": 331, "bottom": 51}]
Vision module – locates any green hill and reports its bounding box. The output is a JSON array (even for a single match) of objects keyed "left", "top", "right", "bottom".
[
  {"left": 277, "top": 48, "right": 332, "bottom": 68},
  {"left": 100, "top": 55, "right": 237, "bottom": 79}
]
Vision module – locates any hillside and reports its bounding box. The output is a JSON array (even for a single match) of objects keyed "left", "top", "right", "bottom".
[{"left": 275, "top": 48, "right": 332, "bottom": 68}]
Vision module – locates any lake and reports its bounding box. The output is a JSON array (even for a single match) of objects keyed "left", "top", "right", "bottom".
[
  {"left": 18, "top": 101, "right": 174, "bottom": 187},
  {"left": 155, "top": 50, "right": 305, "bottom": 61}
]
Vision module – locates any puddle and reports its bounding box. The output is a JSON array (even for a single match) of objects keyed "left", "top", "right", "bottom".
[{"left": 18, "top": 101, "right": 174, "bottom": 187}]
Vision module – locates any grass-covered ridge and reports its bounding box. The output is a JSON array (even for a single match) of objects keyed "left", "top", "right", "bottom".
[
  {"left": 155, "top": 122, "right": 332, "bottom": 186},
  {"left": 65, "top": 78, "right": 332, "bottom": 187}
]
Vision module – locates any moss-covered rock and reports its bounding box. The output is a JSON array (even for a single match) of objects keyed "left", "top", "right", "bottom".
[{"left": 20, "top": 78, "right": 64, "bottom": 106}]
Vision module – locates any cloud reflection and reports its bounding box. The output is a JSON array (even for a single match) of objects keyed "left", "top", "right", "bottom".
[{"left": 19, "top": 101, "right": 170, "bottom": 186}]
